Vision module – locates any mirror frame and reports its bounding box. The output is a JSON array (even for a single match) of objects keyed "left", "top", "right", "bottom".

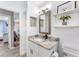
[{"left": 39, "top": 11, "right": 51, "bottom": 34}]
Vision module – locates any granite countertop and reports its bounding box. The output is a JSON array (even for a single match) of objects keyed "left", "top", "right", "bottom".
[{"left": 28, "top": 36, "right": 57, "bottom": 50}]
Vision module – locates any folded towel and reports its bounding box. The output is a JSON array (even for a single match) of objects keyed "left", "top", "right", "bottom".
[{"left": 51, "top": 51, "right": 59, "bottom": 57}]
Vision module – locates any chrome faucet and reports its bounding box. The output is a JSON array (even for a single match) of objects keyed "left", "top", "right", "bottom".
[{"left": 45, "top": 34, "right": 48, "bottom": 39}]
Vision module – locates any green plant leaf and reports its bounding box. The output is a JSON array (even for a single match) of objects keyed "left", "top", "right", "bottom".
[{"left": 60, "top": 15, "right": 71, "bottom": 21}]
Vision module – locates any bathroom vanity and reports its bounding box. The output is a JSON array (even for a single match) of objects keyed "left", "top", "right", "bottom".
[
  {"left": 27, "top": 8, "right": 64, "bottom": 57},
  {"left": 27, "top": 36, "right": 58, "bottom": 57}
]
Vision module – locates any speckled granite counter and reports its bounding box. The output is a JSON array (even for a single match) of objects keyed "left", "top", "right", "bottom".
[{"left": 28, "top": 36, "right": 57, "bottom": 50}]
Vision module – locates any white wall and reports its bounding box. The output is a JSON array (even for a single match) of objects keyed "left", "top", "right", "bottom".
[
  {"left": 0, "top": 1, "right": 27, "bottom": 56},
  {"left": 51, "top": 1, "right": 79, "bottom": 52},
  {"left": 26, "top": 2, "right": 39, "bottom": 56},
  {"left": 0, "top": 1, "right": 25, "bottom": 13},
  {"left": 26, "top": 2, "right": 39, "bottom": 36},
  {"left": 20, "top": 10, "right": 27, "bottom": 56},
  {"left": 38, "top": 1, "right": 79, "bottom": 52},
  {"left": 53, "top": 13, "right": 79, "bottom": 51},
  {"left": 19, "top": 2, "right": 27, "bottom": 56}
]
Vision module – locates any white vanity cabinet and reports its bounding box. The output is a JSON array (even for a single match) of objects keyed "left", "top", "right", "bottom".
[
  {"left": 28, "top": 41, "right": 39, "bottom": 57},
  {"left": 38, "top": 45, "right": 57, "bottom": 57},
  {"left": 28, "top": 39, "right": 58, "bottom": 57}
]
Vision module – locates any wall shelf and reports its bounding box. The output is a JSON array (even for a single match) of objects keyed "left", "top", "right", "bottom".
[
  {"left": 54, "top": 8, "right": 79, "bottom": 28},
  {"left": 54, "top": 25, "right": 79, "bottom": 28},
  {"left": 54, "top": 2, "right": 79, "bottom": 28}
]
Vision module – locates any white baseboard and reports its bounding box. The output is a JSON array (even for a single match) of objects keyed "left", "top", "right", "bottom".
[
  {"left": 63, "top": 46, "right": 79, "bottom": 57},
  {"left": 20, "top": 53, "right": 26, "bottom": 57},
  {"left": 9, "top": 47, "right": 15, "bottom": 49}
]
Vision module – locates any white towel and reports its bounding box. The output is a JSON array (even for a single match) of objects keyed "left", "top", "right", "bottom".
[{"left": 51, "top": 51, "right": 59, "bottom": 57}]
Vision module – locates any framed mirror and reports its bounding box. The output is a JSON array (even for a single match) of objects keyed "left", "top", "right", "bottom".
[
  {"left": 39, "top": 9, "right": 51, "bottom": 34},
  {"left": 30, "top": 16, "right": 37, "bottom": 27}
]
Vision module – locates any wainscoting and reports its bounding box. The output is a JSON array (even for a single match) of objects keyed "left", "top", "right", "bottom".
[{"left": 63, "top": 46, "right": 79, "bottom": 57}]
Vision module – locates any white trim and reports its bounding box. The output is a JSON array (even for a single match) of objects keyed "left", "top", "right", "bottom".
[
  {"left": 9, "top": 47, "right": 15, "bottom": 49},
  {"left": 63, "top": 45, "right": 79, "bottom": 57}
]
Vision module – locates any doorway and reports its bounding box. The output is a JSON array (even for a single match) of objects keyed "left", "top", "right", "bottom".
[
  {"left": 0, "top": 15, "right": 9, "bottom": 44},
  {"left": 0, "top": 14, "right": 13, "bottom": 48},
  {"left": 0, "top": 8, "right": 15, "bottom": 49},
  {"left": 0, "top": 9, "right": 20, "bottom": 56}
]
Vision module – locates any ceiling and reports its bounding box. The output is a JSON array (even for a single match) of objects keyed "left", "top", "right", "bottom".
[
  {"left": 29, "top": 1, "right": 68, "bottom": 9},
  {"left": 29, "top": 1, "right": 52, "bottom": 8},
  {"left": 0, "top": 1, "right": 26, "bottom": 13}
]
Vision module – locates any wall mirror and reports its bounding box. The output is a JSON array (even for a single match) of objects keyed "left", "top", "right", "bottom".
[{"left": 39, "top": 8, "right": 51, "bottom": 34}]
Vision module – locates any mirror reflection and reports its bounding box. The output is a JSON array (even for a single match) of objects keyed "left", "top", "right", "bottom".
[{"left": 39, "top": 8, "right": 51, "bottom": 34}]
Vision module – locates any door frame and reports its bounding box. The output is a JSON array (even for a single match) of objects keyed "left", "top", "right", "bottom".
[{"left": 0, "top": 13, "right": 14, "bottom": 49}]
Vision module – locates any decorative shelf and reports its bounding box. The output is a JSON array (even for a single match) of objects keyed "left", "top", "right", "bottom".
[
  {"left": 53, "top": 8, "right": 79, "bottom": 16},
  {"left": 54, "top": 25, "right": 79, "bottom": 28}
]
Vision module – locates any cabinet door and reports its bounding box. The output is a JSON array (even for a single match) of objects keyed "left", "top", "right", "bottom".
[
  {"left": 38, "top": 45, "right": 58, "bottom": 57},
  {"left": 28, "top": 41, "right": 39, "bottom": 57},
  {"left": 38, "top": 46, "right": 51, "bottom": 57}
]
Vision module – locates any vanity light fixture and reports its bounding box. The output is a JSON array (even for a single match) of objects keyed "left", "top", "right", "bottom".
[{"left": 39, "top": 8, "right": 49, "bottom": 15}]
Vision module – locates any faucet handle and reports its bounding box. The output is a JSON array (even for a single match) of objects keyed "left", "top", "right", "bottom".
[{"left": 55, "top": 38, "right": 60, "bottom": 41}]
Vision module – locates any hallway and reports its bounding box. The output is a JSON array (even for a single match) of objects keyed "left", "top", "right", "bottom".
[{"left": 0, "top": 41, "right": 19, "bottom": 57}]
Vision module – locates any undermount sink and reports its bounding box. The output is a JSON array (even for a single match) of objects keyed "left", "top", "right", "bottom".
[
  {"left": 29, "top": 37, "right": 57, "bottom": 49},
  {"left": 32, "top": 37, "right": 45, "bottom": 43},
  {"left": 39, "top": 40, "right": 57, "bottom": 49}
]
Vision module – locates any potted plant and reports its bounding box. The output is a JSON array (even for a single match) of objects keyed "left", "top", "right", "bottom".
[{"left": 60, "top": 15, "right": 71, "bottom": 25}]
